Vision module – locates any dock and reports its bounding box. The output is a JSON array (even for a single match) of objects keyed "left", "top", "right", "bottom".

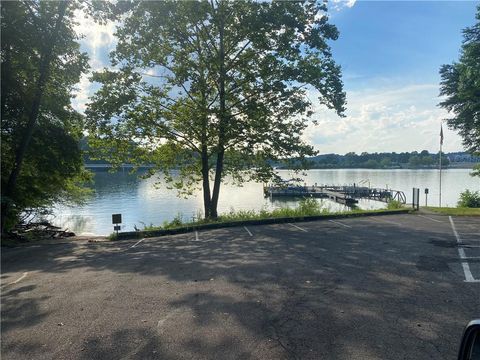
[{"left": 264, "top": 184, "right": 406, "bottom": 206}]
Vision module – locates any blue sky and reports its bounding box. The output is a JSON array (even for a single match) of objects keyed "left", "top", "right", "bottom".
[
  {"left": 73, "top": 0, "right": 479, "bottom": 155},
  {"left": 330, "top": 1, "right": 477, "bottom": 89}
]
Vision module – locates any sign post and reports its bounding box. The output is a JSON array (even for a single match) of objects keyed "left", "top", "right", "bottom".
[
  {"left": 424, "top": 188, "right": 429, "bottom": 207},
  {"left": 412, "top": 188, "right": 420, "bottom": 211},
  {"left": 112, "top": 214, "right": 122, "bottom": 235}
]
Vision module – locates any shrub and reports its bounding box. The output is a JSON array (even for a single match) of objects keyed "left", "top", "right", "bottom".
[
  {"left": 458, "top": 190, "right": 480, "bottom": 208},
  {"left": 387, "top": 200, "right": 404, "bottom": 209}
]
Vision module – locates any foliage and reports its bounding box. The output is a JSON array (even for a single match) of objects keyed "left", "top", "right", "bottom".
[
  {"left": 457, "top": 189, "right": 480, "bottom": 208},
  {"left": 425, "top": 207, "right": 480, "bottom": 216},
  {"left": 86, "top": 0, "right": 346, "bottom": 219},
  {"left": 472, "top": 163, "right": 480, "bottom": 177},
  {"left": 285, "top": 150, "right": 455, "bottom": 169},
  {"left": 142, "top": 198, "right": 327, "bottom": 230},
  {"left": 0, "top": 1, "right": 102, "bottom": 230},
  {"left": 439, "top": 6, "right": 480, "bottom": 161},
  {"left": 140, "top": 199, "right": 408, "bottom": 232},
  {"left": 387, "top": 200, "right": 404, "bottom": 210}
]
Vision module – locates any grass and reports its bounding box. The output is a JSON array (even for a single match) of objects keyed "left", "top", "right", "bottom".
[
  {"left": 140, "top": 198, "right": 409, "bottom": 232},
  {"left": 424, "top": 207, "right": 480, "bottom": 216},
  {"left": 387, "top": 199, "right": 404, "bottom": 210}
]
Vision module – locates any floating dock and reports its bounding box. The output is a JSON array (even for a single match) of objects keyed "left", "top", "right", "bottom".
[{"left": 264, "top": 185, "right": 406, "bottom": 206}]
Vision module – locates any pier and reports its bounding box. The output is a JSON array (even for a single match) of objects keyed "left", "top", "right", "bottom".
[{"left": 264, "top": 184, "right": 407, "bottom": 206}]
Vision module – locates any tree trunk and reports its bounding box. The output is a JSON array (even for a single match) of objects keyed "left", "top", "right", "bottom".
[
  {"left": 201, "top": 144, "right": 212, "bottom": 219},
  {"left": 210, "top": 2, "right": 226, "bottom": 219},
  {"left": 1, "top": 1, "right": 68, "bottom": 233},
  {"left": 210, "top": 149, "right": 224, "bottom": 219}
]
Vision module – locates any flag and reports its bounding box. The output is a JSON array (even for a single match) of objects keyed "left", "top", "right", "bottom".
[{"left": 440, "top": 125, "right": 444, "bottom": 145}]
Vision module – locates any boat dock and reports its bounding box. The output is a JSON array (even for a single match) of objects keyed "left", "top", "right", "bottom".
[{"left": 264, "top": 184, "right": 406, "bottom": 206}]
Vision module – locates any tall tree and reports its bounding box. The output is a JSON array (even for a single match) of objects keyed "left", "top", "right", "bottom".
[
  {"left": 439, "top": 5, "right": 480, "bottom": 176},
  {"left": 0, "top": 1, "right": 103, "bottom": 231},
  {"left": 87, "top": 0, "right": 346, "bottom": 219}
]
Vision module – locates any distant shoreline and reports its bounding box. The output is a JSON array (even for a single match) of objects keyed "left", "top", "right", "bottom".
[
  {"left": 276, "top": 162, "right": 478, "bottom": 170},
  {"left": 84, "top": 163, "right": 477, "bottom": 171}
]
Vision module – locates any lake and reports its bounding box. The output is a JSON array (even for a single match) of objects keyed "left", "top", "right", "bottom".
[{"left": 52, "top": 168, "right": 479, "bottom": 235}]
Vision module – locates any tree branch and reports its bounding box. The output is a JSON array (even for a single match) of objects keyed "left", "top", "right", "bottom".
[{"left": 225, "top": 40, "right": 251, "bottom": 71}]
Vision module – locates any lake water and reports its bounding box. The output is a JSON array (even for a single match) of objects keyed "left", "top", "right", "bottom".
[{"left": 52, "top": 169, "right": 479, "bottom": 235}]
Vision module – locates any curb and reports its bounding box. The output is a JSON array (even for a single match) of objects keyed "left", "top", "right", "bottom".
[{"left": 116, "top": 208, "right": 412, "bottom": 240}]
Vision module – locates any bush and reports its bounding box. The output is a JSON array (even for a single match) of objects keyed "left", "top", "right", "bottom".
[
  {"left": 387, "top": 200, "right": 403, "bottom": 209},
  {"left": 457, "top": 190, "right": 480, "bottom": 208}
]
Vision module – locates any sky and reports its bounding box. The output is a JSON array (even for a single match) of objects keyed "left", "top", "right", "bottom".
[{"left": 73, "top": 0, "right": 479, "bottom": 155}]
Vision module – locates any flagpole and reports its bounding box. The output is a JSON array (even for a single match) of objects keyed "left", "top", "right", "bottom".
[
  {"left": 439, "top": 125, "right": 443, "bottom": 207},
  {"left": 439, "top": 142, "right": 442, "bottom": 207}
]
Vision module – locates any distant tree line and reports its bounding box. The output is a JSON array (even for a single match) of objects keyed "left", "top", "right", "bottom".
[
  {"left": 83, "top": 142, "right": 479, "bottom": 171},
  {"left": 276, "top": 150, "right": 468, "bottom": 170}
]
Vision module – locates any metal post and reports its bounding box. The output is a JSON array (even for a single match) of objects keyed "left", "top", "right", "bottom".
[{"left": 439, "top": 146, "right": 442, "bottom": 207}]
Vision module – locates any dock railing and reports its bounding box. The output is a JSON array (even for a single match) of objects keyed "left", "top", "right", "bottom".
[{"left": 264, "top": 184, "right": 407, "bottom": 204}]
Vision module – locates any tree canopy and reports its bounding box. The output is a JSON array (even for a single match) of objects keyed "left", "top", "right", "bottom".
[
  {"left": 439, "top": 5, "right": 480, "bottom": 157},
  {"left": 87, "top": 0, "right": 346, "bottom": 219},
  {"left": 0, "top": 1, "right": 103, "bottom": 231}
]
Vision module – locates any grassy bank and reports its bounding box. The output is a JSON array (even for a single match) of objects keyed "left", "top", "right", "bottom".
[
  {"left": 424, "top": 207, "right": 480, "bottom": 216},
  {"left": 114, "top": 206, "right": 410, "bottom": 240},
  {"left": 140, "top": 198, "right": 407, "bottom": 232}
]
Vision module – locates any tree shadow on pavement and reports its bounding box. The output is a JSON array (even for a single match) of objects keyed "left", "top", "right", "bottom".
[{"left": 1, "top": 216, "right": 479, "bottom": 359}]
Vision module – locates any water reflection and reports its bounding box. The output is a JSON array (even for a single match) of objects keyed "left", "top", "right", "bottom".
[{"left": 52, "top": 169, "right": 479, "bottom": 235}]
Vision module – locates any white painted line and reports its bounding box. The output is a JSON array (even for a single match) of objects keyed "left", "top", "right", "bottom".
[
  {"left": 244, "top": 226, "right": 253, "bottom": 237},
  {"left": 288, "top": 223, "right": 308, "bottom": 232},
  {"left": 417, "top": 214, "right": 442, "bottom": 223},
  {"left": 461, "top": 263, "right": 480, "bottom": 283},
  {"left": 328, "top": 220, "right": 352, "bottom": 228},
  {"left": 130, "top": 238, "right": 144, "bottom": 248},
  {"left": 5, "top": 272, "right": 28, "bottom": 286},
  {"left": 450, "top": 216, "right": 461, "bottom": 245},
  {"left": 449, "top": 216, "right": 479, "bottom": 283},
  {"left": 195, "top": 231, "right": 199, "bottom": 241}
]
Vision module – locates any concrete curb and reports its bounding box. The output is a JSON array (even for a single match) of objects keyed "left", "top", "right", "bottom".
[{"left": 116, "top": 208, "right": 412, "bottom": 240}]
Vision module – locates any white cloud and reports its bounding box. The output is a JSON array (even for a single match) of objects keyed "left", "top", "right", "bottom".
[
  {"left": 330, "top": 0, "right": 357, "bottom": 11},
  {"left": 305, "top": 83, "right": 464, "bottom": 154},
  {"left": 72, "top": 10, "right": 118, "bottom": 113},
  {"left": 71, "top": 75, "right": 91, "bottom": 113},
  {"left": 74, "top": 10, "right": 117, "bottom": 70}
]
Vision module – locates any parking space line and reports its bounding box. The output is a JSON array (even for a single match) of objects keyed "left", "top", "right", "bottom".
[
  {"left": 288, "top": 223, "right": 308, "bottom": 232},
  {"left": 5, "top": 272, "right": 29, "bottom": 286},
  {"left": 458, "top": 247, "right": 468, "bottom": 259},
  {"left": 130, "top": 239, "right": 144, "bottom": 248},
  {"left": 328, "top": 220, "right": 352, "bottom": 228},
  {"left": 449, "top": 216, "right": 479, "bottom": 283},
  {"left": 461, "top": 263, "right": 480, "bottom": 282},
  {"left": 417, "top": 214, "right": 443, "bottom": 223},
  {"left": 195, "top": 231, "right": 199, "bottom": 241},
  {"left": 244, "top": 226, "right": 253, "bottom": 237}
]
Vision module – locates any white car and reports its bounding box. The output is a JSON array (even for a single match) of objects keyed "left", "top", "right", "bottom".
[{"left": 459, "top": 320, "right": 480, "bottom": 360}]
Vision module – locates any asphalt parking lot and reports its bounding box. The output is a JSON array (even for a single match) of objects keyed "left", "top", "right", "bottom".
[{"left": 1, "top": 213, "right": 479, "bottom": 359}]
